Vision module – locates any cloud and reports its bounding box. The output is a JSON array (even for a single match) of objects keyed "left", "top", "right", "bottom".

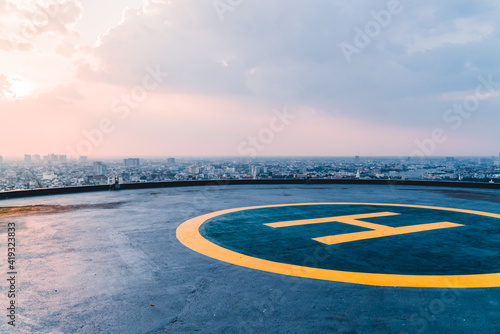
[
  {"left": 3, "top": 0, "right": 500, "bottom": 156},
  {"left": 0, "top": 37, "right": 32, "bottom": 51},
  {"left": 74, "top": 1, "right": 500, "bottom": 129},
  {"left": 37, "top": 83, "right": 84, "bottom": 105},
  {"left": 0, "top": 0, "right": 83, "bottom": 52},
  {"left": 20, "top": 0, "right": 83, "bottom": 36},
  {"left": 0, "top": 73, "right": 14, "bottom": 98}
]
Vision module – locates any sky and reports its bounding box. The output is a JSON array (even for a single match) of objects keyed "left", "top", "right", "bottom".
[{"left": 0, "top": 0, "right": 500, "bottom": 159}]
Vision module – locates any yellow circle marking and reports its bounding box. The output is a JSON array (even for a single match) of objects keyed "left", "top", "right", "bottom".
[{"left": 176, "top": 203, "right": 500, "bottom": 288}]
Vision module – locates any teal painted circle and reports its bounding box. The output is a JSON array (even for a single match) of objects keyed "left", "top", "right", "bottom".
[{"left": 199, "top": 204, "right": 500, "bottom": 275}]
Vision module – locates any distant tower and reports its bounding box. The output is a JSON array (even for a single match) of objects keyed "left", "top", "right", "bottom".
[
  {"left": 124, "top": 158, "right": 140, "bottom": 167},
  {"left": 93, "top": 161, "right": 106, "bottom": 175},
  {"left": 356, "top": 168, "right": 361, "bottom": 179}
]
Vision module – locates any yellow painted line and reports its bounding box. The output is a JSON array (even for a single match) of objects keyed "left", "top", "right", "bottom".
[
  {"left": 314, "top": 222, "right": 463, "bottom": 245},
  {"left": 265, "top": 212, "right": 400, "bottom": 228},
  {"left": 268, "top": 211, "right": 463, "bottom": 245},
  {"left": 176, "top": 202, "right": 500, "bottom": 288}
]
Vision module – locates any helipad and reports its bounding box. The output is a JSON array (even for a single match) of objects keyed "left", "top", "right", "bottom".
[
  {"left": 1, "top": 184, "right": 499, "bottom": 333},
  {"left": 177, "top": 202, "right": 500, "bottom": 287}
]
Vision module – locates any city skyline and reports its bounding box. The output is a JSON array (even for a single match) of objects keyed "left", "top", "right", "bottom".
[
  {"left": 2, "top": 155, "right": 499, "bottom": 192},
  {"left": 1, "top": 1, "right": 500, "bottom": 157},
  {"left": 2, "top": 153, "right": 500, "bottom": 161}
]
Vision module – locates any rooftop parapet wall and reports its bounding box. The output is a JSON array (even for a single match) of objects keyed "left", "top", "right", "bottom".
[{"left": 0, "top": 179, "right": 499, "bottom": 200}]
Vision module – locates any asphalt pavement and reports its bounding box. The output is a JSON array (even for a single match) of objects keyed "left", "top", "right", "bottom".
[{"left": 0, "top": 184, "right": 499, "bottom": 333}]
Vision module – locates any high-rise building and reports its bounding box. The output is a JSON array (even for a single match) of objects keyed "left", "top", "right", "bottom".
[
  {"left": 188, "top": 166, "right": 201, "bottom": 174},
  {"left": 79, "top": 156, "right": 88, "bottom": 163},
  {"left": 250, "top": 165, "right": 265, "bottom": 177},
  {"left": 167, "top": 158, "right": 176, "bottom": 164},
  {"left": 93, "top": 161, "right": 106, "bottom": 175},
  {"left": 33, "top": 154, "right": 41, "bottom": 162},
  {"left": 0, "top": 156, "right": 3, "bottom": 164},
  {"left": 24, "top": 154, "right": 32, "bottom": 162},
  {"left": 59, "top": 155, "right": 67, "bottom": 162},
  {"left": 124, "top": 158, "right": 140, "bottom": 167}
]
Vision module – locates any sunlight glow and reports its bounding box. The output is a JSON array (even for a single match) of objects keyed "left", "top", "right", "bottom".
[{"left": 8, "top": 78, "right": 33, "bottom": 99}]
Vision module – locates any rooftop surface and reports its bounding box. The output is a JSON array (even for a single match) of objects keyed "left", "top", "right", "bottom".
[{"left": 1, "top": 184, "right": 500, "bottom": 333}]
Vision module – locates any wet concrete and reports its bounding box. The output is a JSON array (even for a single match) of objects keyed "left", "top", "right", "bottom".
[
  {"left": 0, "top": 184, "right": 499, "bottom": 333},
  {"left": 0, "top": 202, "right": 127, "bottom": 219}
]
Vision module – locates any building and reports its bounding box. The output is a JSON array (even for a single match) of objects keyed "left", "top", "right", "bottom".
[
  {"left": 24, "top": 154, "right": 32, "bottom": 163},
  {"left": 0, "top": 155, "right": 3, "bottom": 164},
  {"left": 124, "top": 158, "right": 140, "bottom": 167},
  {"left": 188, "top": 166, "right": 201, "bottom": 174},
  {"left": 79, "top": 156, "right": 88, "bottom": 163},
  {"left": 33, "top": 154, "right": 41, "bottom": 162},
  {"left": 59, "top": 155, "right": 67, "bottom": 162},
  {"left": 93, "top": 162, "right": 106, "bottom": 175},
  {"left": 167, "top": 158, "right": 176, "bottom": 164},
  {"left": 108, "top": 176, "right": 123, "bottom": 185},
  {"left": 42, "top": 172, "right": 56, "bottom": 180},
  {"left": 250, "top": 165, "right": 267, "bottom": 177}
]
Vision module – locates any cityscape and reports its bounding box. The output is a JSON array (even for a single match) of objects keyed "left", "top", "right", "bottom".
[{"left": 1, "top": 154, "right": 499, "bottom": 192}]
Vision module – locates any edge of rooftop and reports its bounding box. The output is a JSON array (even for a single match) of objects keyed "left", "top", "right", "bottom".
[{"left": 0, "top": 179, "right": 499, "bottom": 201}]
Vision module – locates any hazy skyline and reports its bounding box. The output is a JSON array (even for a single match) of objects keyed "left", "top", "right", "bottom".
[{"left": 1, "top": 0, "right": 500, "bottom": 158}]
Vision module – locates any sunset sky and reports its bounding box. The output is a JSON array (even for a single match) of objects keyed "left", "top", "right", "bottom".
[{"left": 1, "top": 0, "right": 499, "bottom": 159}]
